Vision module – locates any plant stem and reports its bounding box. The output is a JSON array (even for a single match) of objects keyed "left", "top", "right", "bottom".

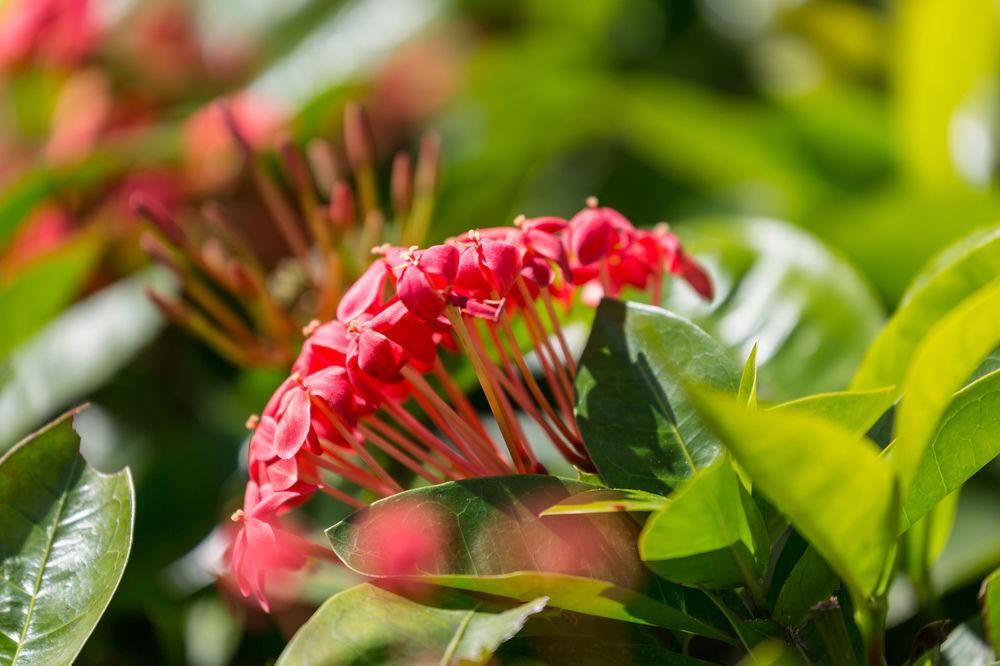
[{"left": 811, "top": 596, "right": 857, "bottom": 666}]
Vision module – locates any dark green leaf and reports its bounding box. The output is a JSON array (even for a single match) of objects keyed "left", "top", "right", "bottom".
[
  {"left": 771, "top": 546, "right": 839, "bottom": 629},
  {"left": 983, "top": 567, "right": 1000, "bottom": 652},
  {"left": 663, "top": 217, "right": 884, "bottom": 400},
  {"left": 639, "top": 457, "right": 769, "bottom": 590},
  {"left": 576, "top": 299, "right": 740, "bottom": 494},
  {"left": 277, "top": 583, "right": 545, "bottom": 666},
  {"left": 540, "top": 488, "right": 667, "bottom": 516},
  {"left": 853, "top": 227, "right": 1000, "bottom": 390},
  {"left": 328, "top": 476, "right": 732, "bottom": 642},
  {"left": 0, "top": 409, "right": 134, "bottom": 665},
  {"left": 686, "top": 387, "right": 898, "bottom": 599}
]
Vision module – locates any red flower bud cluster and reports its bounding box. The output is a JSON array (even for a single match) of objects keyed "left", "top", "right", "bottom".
[{"left": 230, "top": 199, "right": 712, "bottom": 610}]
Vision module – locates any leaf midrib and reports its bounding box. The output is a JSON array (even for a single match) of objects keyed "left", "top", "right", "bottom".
[
  {"left": 10, "top": 455, "right": 79, "bottom": 665},
  {"left": 438, "top": 603, "right": 480, "bottom": 665}
]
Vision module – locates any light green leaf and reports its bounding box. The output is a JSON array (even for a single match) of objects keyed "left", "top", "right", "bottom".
[
  {"left": 277, "top": 583, "right": 545, "bottom": 666},
  {"left": 639, "top": 457, "right": 769, "bottom": 591},
  {"left": 663, "top": 217, "right": 883, "bottom": 400},
  {"left": 853, "top": 227, "right": 1000, "bottom": 390},
  {"left": 0, "top": 269, "right": 170, "bottom": 450},
  {"left": 767, "top": 386, "right": 896, "bottom": 438},
  {"left": 328, "top": 476, "right": 732, "bottom": 642},
  {"left": 575, "top": 299, "right": 740, "bottom": 495},
  {"left": 982, "top": 567, "right": 1000, "bottom": 653},
  {"left": 540, "top": 489, "right": 667, "bottom": 516},
  {"left": 0, "top": 409, "right": 134, "bottom": 665},
  {"left": 0, "top": 235, "right": 101, "bottom": 360},
  {"left": 901, "top": 368, "right": 1000, "bottom": 530},
  {"left": 903, "top": 491, "right": 960, "bottom": 604},
  {"left": 686, "top": 387, "right": 898, "bottom": 599},
  {"left": 738, "top": 343, "right": 758, "bottom": 408},
  {"left": 892, "top": 276, "right": 1000, "bottom": 495}
]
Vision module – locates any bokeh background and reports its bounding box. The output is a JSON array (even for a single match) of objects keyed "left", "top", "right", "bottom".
[{"left": 2, "top": 0, "right": 999, "bottom": 663}]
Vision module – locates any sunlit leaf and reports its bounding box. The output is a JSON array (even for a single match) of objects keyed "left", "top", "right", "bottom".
[
  {"left": 0, "top": 409, "right": 134, "bottom": 665},
  {"left": 639, "top": 456, "right": 769, "bottom": 590},
  {"left": 576, "top": 299, "right": 739, "bottom": 494},
  {"left": 540, "top": 488, "right": 667, "bottom": 516},
  {"left": 686, "top": 387, "right": 898, "bottom": 599},
  {"left": 277, "top": 583, "right": 545, "bottom": 666},
  {"left": 767, "top": 386, "right": 896, "bottom": 438}
]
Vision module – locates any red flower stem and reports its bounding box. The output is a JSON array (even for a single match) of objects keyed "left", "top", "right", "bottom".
[
  {"left": 431, "top": 359, "right": 493, "bottom": 442},
  {"left": 462, "top": 317, "right": 537, "bottom": 471},
  {"left": 355, "top": 423, "right": 445, "bottom": 485},
  {"left": 402, "top": 369, "right": 508, "bottom": 475},
  {"left": 497, "top": 312, "right": 581, "bottom": 447},
  {"left": 308, "top": 447, "right": 395, "bottom": 496},
  {"left": 314, "top": 479, "right": 368, "bottom": 509},
  {"left": 446, "top": 307, "right": 529, "bottom": 473},
  {"left": 360, "top": 418, "right": 461, "bottom": 481},
  {"left": 539, "top": 286, "right": 577, "bottom": 378},
  {"left": 651, "top": 268, "right": 663, "bottom": 306},
  {"left": 382, "top": 400, "right": 483, "bottom": 477},
  {"left": 364, "top": 414, "right": 458, "bottom": 477},
  {"left": 599, "top": 259, "right": 613, "bottom": 294},
  {"left": 283, "top": 530, "right": 343, "bottom": 560},
  {"left": 308, "top": 395, "right": 403, "bottom": 493}
]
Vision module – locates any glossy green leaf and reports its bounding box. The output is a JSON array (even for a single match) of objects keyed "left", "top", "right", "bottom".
[
  {"left": 0, "top": 235, "right": 101, "bottom": 360},
  {"left": 277, "top": 583, "right": 545, "bottom": 666},
  {"left": 853, "top": 227, "right": 1000, "bottom": 390},
  {"left": 663, "top": 217, "right": 883, "bottom": 400},
  {"left": 0, "top": 269, "right": 169, "bottom": 450},
  {"left": 639, "top": 457, "right": 769, "bottom": 590},
  {"left": 575, "top": 299, "right": 740, "bottom": 494},
  {"left": 982, "top": 567, "right": 1000, "bottom": 652},
  {"left": 892, "top": 276, "right": 1000, "bottom": 495},
  {"left": 686, "top": 387, "right": 898, "bottom": 599},
  {"left": 540, "top": 488, "right": 667, "bottom": 516},
  {"left": 0, "top": 409, "right": 134, "bottom": 665},
  {"left": 328, "top": 476, "right": 732, "bottom": 642},
  {"left": 767, "top": 386, "right": 896, "bottom": 438}
]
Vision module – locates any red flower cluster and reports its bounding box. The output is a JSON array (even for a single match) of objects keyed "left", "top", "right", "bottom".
[{"left": 230, "top": 199, "right": 711, "bottom": 610}]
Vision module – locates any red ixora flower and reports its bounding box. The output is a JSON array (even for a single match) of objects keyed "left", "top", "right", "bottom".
[{"left": 229, "top": 198, "right": 712, "bottom": 610}]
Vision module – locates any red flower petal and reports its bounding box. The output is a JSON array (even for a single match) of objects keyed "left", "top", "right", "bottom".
[
  {"left": 357, "top": 329, "right": 407, "bottom": 380},
  {"left": 337, "top": 260, "right": 388, "bottom": 322},
  {"left": 274, "top": 387, "right": 311, "bottom": 459},
  {"left": 397, "top": 267, "right": 445, "bottom": 321}
]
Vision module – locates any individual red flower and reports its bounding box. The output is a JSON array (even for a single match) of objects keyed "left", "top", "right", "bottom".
[
  {"left": 0, "top": 0, "right": 98, "bottom": 68},
  {"left": 392, "top": 244, "right": 458, "bottom": 321}
]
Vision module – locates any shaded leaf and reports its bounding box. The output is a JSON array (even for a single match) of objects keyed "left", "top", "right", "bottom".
[
  {"left": 576, "top": 299, "right": 739, "bottom": 494},
  {"left": 686, "top": 387, "right": 898, "bottom": 599},
  {"left": 639, "top": 457, "right": 769, "bottom": 590},
  {"left": 328, "top": 476, "right": 732, "bottom": 641},
  {"left": 771, "top": 546, "right": 839, "bottom": 630},
  {"left": 983, "top": 567, "right": 1000, "bottom": 653},
  {"left": 664, "top": 217, "right": 883, "bottom": 400},
  {"left": 540, "top": 489, "right": 667, "bottom": 516},
  {"left": 277, "top": 583, "right": 545, "bottom": 666},
  {"left": 0, "top": 409, "right": 134, "bottom": 665}
]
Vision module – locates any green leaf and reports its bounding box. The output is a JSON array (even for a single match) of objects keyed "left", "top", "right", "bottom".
[
  {"left": 853, "top": 227, "right": 1000, "bottom": 390},
  {"left": 540, "top": 489, "right": 667, "bottom": 516},
  {"left": 736, "top": 640, "right": 808, "bottom": 665},
  {"left": 0, "top": 409, "right": 134, "bottom": 665},
  {"left": 738, "top": 343, "right": 759, "bottom": 408},
  {"left": 575, "top": 299, "right": 740, "bottom": 494},
  {"left": 663, "top": 217, "right": 884, "bottom": 400},
  {"left": 903, "top": 491, "right": 960, "bottom": 604},
  {"left": 686, "top": 387, "right": 898, "bottom": 599},
  {"left": 328, "top": 476, "right": 733, "bottom": 642},
  {"left": 639, "top": 457, "right": 769, "bottom": 591},
  {"left": 277, "top": 583, "right": 545, "bottom": 666},
  {"left": 767, "top": 386, "right": 897, "bottom": 438},
  {"left": 900, "top": 367, "right": 1000, "bottom": 531},
  {"left": 0, "top": 269, "right": 169, "bottom": 450},
  {"left": 982, "top": 567, "right": 1000, "bottom": 653},
  {"left": 891, "top": 276, "right": 1000, "bottom": 495},
  {"left": 0, "top": 235, "right": 101, "bottom": 360},
  {"left": 771, "top": 546, "right": 839, "bottom": 629}
]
